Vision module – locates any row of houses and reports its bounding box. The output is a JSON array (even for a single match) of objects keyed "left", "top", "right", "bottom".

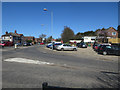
[
  {"left": 0, "top": 27, "right": 119, "bottom": 45},
  {"left": 70, "top": 27, "right": 119, "bottom": 44},
  {"left": 0, "top": 30, "right": 42, "bottom": 44}
]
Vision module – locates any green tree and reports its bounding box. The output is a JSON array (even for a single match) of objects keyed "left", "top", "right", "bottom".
[
  {"left": 46, "top": 36, "right": 53, "bottom": 43},
  {"left": 83, "top": 31, "right": 95, "bottom": 36},
  {"left": 74, "top": 32, "right": 82, "bottom": 40},
  {"left": 56, "top": 38, "right": 61, "bottom": 41},
  {"left": 61, "top": 26, "right": 75, "bottom": 43},
  {"left": 26, "top": 40, "right": 32, "bottom": 43},
  {"left": 95, "top": 29, "right": 101, "bottom": 36}
]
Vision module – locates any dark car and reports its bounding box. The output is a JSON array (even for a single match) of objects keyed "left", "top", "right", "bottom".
[
  {"left": 16, "top": 43, "right": 22, "bottom": 46},
  {"left": 97, "top": 45, "right": 120, "bottom": 55},
  {"left": 94, "top": 44, "right": 101, "bottom": 51},
  {"left": 76, "top": 42, "right": 87, "bottom": 48},
  {"left": 96, "top": 43, "right": 111, "bottom": 52},
  {"left": 23, "top": 43, "right": 31, "bottom": 46},
  {"left": 93, "top": 43, "right": 99, "bottom": 49}
]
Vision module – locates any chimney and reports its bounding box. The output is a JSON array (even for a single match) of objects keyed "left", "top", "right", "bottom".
[
  {"left": 110, "top": 27, "right": 113, "bottom": 29},
  {"left": 15, "top": 30, "right": 17, "bottom": 33},
  {"left": 6, "top": 31, "right": 8, "bottom": 34}
]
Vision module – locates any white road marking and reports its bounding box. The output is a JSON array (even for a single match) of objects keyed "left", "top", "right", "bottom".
[{"left": 4, "top": 58, "right": 54, "bottom": 65}]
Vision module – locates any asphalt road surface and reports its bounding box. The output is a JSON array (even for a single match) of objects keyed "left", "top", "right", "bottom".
[{"left": 1, "top": 45, "right": 119, "bottom": 88}]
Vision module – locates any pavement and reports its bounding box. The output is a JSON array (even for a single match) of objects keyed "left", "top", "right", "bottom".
[{"left": 1, "top": 45, "right": 119, "bottom": 88}]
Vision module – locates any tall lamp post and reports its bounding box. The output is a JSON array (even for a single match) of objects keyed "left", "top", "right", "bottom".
[
  {"left": 51, "top": 11, "right": 53, "bottom": 37},
  {"left": 43, "top": 8, "right": 53, "bottom": 38},
  {"left": 43, "top": 8, "right": 54, "bottom": 50}
]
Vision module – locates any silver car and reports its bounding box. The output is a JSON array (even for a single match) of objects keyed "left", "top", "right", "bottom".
[{"left": 56, "top": 44, "right": 77, "bottom": 51}]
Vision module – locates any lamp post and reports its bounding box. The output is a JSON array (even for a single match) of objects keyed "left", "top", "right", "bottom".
[
  {"left": 43, "top": 8, "right": 53, "bottom": 38},
  {"left": 41, "top": 24, "right": 44, "bottom": 43},
  {"left": 51, "top": 11, "right": 53, "bottom": 37},
  {"left": 43, "top": 8, "right": 54, "bottom": 50}
]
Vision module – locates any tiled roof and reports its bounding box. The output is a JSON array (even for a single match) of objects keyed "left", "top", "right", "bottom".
[
  {"left": 2, "top": 32, "right": 20, "bottom": 37},
  {"left": 24, "top": 36, "right": 35, "bottom": 38}
]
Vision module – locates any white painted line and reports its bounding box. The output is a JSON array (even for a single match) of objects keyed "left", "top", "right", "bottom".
[{"left": 4, "top": 58, "right": 54, "bottom": 65}]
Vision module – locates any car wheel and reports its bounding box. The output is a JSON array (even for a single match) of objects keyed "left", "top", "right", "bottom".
[
  {"left": 73, "top": 48, "right": 77, "bottom": 51},
  {"left": 103, "top": 51, "right": 107, "bottom": 55},
  {"left": 61, "top": 48, "right": 64, "bottom": 51},
  {"left": 116, "top": 52, "right": 120, "bottom": 56}
]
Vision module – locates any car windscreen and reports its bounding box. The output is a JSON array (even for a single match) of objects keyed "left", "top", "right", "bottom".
[
  {"left": 106, "top": 46, "right": 112, "bottom": 49},
  {"left": 67, "top": 45, "right": 71, "bottom": 46},
  {"left": 55, "top": 43, "right": 62, "bottom": 45},
  {"left": 112, "top": 46, "right": 120, "bottom": 50}
]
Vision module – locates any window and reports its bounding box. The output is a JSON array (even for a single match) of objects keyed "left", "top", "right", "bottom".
[
  {"left": 5, "top": 36, "right": 9, "bottom": 39},
  {"left": 67, "top": 45, "right": 71, "bottom": 46},
  {"left": 112, "top": 32, "right": 116, "bottom": 35}
]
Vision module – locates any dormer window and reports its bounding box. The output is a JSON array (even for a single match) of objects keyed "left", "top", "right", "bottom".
[{"left": 112, "top": 32, "right": 116, "bottom": 35}]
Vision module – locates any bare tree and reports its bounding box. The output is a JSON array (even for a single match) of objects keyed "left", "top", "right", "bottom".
[
  {"left": 39, "top": 34, "right": 46, "bottom": 43},
  {"left": 39, "top": 34, "right": 46, "bottom": 39}
]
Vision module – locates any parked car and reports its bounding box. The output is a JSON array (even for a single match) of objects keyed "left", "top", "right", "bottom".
[
  {"left": 40, "top": 42, "right": 44, "bottom": 45},
  {"left": 94, "top": 44, "right": 101, "bottom": 51},
  {"left": 23, "top": 43, "right": 31, "bottom": 46},
  {"left": 93, "top": 42, "right": 99, "bottom": 49},
  {"left": 48, "top": 42, "right": 62, "bottom": 49},
  {"left": 96, "top": 43, "right": 111, "bottom": 52},
  {"left": 76, "top": 42, "right": 87, "bottom": 48},
  {"left": 0, "top": 41, "right": 5, "bottom": 48},
  {"left": 56, "top": 44, "right": 77, "bottom": 51},
  {"left": 46, "top": 43, "right": 52, "bottom": 48},
  {"left": 0, "top": 41, "right": 13, "bottom": 47},
  {"left": 49, "top": 43, "right": 62, "bottom": 49},
  {"left": 16, "top": 43, "right": 22, "bottom": 46},
  {"left": 97, "top": 45, "right": 120, "bottom": 55}
]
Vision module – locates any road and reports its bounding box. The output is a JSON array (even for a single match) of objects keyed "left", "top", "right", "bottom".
[{"left": 1, "top": 45, "right": 119, "bottom": 88}]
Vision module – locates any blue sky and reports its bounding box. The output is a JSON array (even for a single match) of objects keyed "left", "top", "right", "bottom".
[{"left": 2, "top": 2, "right": 118, "bottom": 38}]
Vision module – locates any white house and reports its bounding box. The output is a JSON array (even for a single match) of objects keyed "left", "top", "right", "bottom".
[
  {"left": 83, "top": 36, "right": 97, "bottom": 43},
  {"left": 69, "top": 40, "right": 82, "bottom": 43}
]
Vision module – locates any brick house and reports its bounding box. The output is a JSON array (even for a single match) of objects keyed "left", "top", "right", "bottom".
[
  {"left": 96, "top": 27, "right": 118, "bottom": 43},
  {"left": 24, "top": 36, "right": 35, "bottom": 44},
  {"left": 14, "top": 30, "right": 24, "bottom": 44},
  {"left": 2, "top": 30, "right": 24, "bottom": 44},
  {"left": 35, "top": 38, "right": 42, "bottom": 43}
]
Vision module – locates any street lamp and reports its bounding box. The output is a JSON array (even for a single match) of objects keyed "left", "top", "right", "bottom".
[
  {"left": 41, "top": 24, "right": 44, "bottom": 43},
  {"left": 43, "top": 8, "right": 53, "bottom": 38},
  {"left": 43, "top": 8, "right": 54, "bottom": 50}
]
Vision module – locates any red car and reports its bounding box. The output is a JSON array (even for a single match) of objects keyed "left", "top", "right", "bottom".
[
  {"left": 0, "top": 43, "right": 5, "bottom": 47},
  {"left": 40, "top": 42, "right": 44, "bottom": 45},
  {"left": 0, "top": 41, "right": 13, "bottom": 47}
]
